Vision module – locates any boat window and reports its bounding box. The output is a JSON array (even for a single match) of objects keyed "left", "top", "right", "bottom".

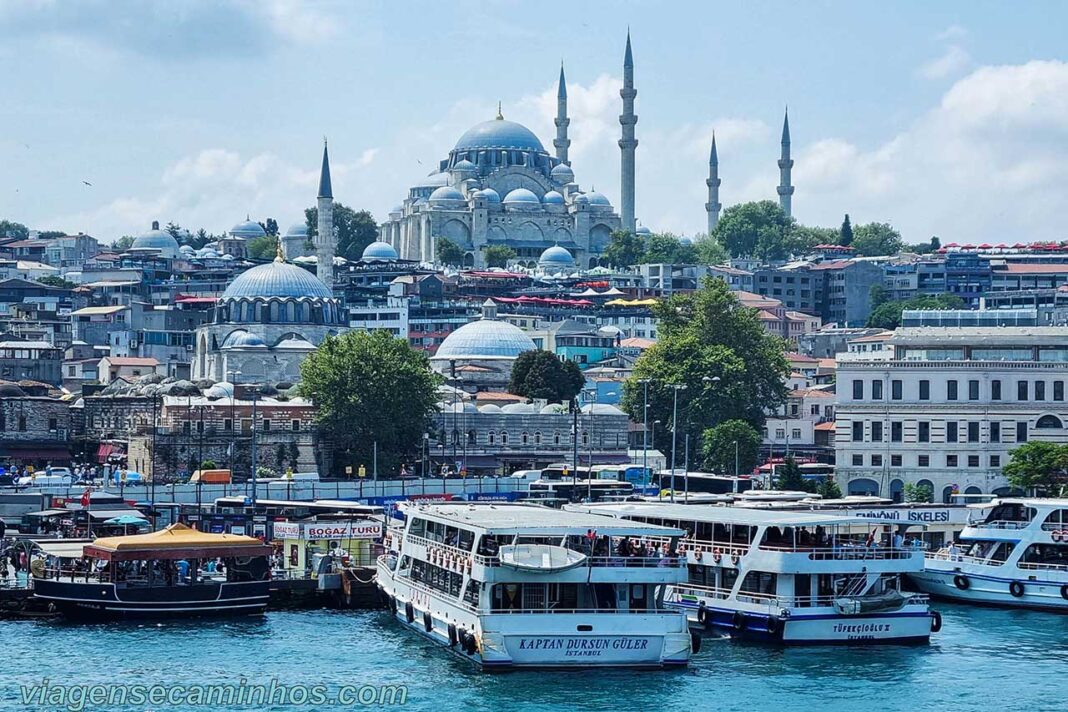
[
  {"left": 1019, "top": 543, "right": 1068, "bottom": 568},
  {"left": 984, "top": 503, "right": 1036, "bottom": 527},
  {"left": 408, "top": 518, "right": 426, "bottom": 538},
  {"left": 462, "top": 581, "right": 481, "bottom": 608},
  {"left": 987, "top": 542, "right": 1016, "bottom": 563},
  {"left": 476, "top": 535, "right": 500, "bottom": 556},
  {"left": 457, "top": 529, "right": 475, "bottom": 551},
  {"left": 738, "top": 570, "right": 777, "bottom": 596},
  {"left": 687, "top": 564, "right": 708, "bottom": 586},
  {"left": 1042, "top": 509, "right": 1068, "bottom": 529},
  {"left": 719, "top": 567, "right": 740, "bottom": 592}
]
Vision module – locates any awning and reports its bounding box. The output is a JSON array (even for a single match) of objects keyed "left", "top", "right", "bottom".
[
  {"left": 33, "top": 540, "right": 91, "bottom": 558},
  {"left": 24, "top": 509, "right": 69, "bottom": 518},
  {"left": 87, "top": 508, "right": 147, "bottom": 521},
  {"left": 85, "top": 523, "right": 271, "bottom": 562},
  {"left": 96, "top": 442, "right": 125, "bottom": 462},
  {"left": 0, "top": 445, "right": 70, "bottom": 460}
]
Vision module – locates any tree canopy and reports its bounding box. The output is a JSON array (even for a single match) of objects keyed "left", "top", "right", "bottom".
[
  {"left": 0, "top": 220, "right": 29, "bottom": 240},
  {"left": 700, "top": 419, "right": 761, "bottom": 476},
  {"left": 36, "top": 275, "right": 77, "bottom": 289},
  {"left": 484, "top": 245, "right": 516, "bottom": 268},
  {"left": 711, "top": 201, "right": 827, "bottom": 261},
  {"left": 112, "top": 236, "right": 136, "bottom": 251},
  {"left": 603, "top": 230, "right": 644, "bottom": 267},
  {"left": 774, "top": 456, "right": 814, "bottom": 492},
  {"left": 247, "top": 235, "right": 279, "bottom": 260},
  {"left": 621, "top": 277, "right": 790, "bottom": 447},
  {"left": 1003, "top": 441, "right": 1068, "bottom": 495},
  {"left": 602, "top": 230, "right": 705, "bottom": 267},
  {"left": 299, "top": 330, "right": 440, "bottom": 477},
  {"left": 305, "top": 203, "right": 379, "bottom": 261},
  {"left": 435, "top": 237, "right": 464, "bottom": 266},
  {"left": 852, "top": 222, "right": 904, "bottom": 257},
  {"left": 866, "top": 294, "right": 965, "bottom": 329},
  {"left": 508, "top": 350, "right": 585, "bottom": 403},
  {"left": 839, "top": 214, "right": 854, "bottom": 246}
]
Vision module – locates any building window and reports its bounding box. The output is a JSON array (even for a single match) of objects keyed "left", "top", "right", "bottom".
[
  {"left": 947, "top": 380, "right": 958, "bottom": 401},
  {"left": 224, "top": 418, "right": 233, "bottom": 431},
  {"left": 891, "top": 422, "right": 902, "bottom": 442},
  {"left": 553, "top": 432, "right": 560, "bottom": 445},
  {"left": 871, "top": 422, "right": 883, "bottom": 442},
  {"left": 488, "top": 432, "right": 496, "bottom": 446},
  {"left": 871, "top": 380, "right": 883, "bottom": 400},
  {"left": 291, "top": 420, "right": 301, "bottom": 431},
  {"left": 534, "top": 431, "right": 541, "bottom": 445},
  {"left": 946, "top": 421, "right": 957, "bottom": 443},
  {"left": 776, "top": 429, "right": 786, "bottom": 440},
  {"left": 262, "top": 419, "right": 271, "bottom": 432},
  {"left": 1056, "top": 382, "right": 1065, "bottom": 402},
  {"left": 990, "top": 455, "right": 1001, "bottom": 468},
  {"left": 968, "top": 455, "right": 980, "bottom": 468},
  {"left": 521, "top": 432, "right": 529, "bottom": 445},
  {"left": 852, "top": 380, "right": 863, "bottom": 400},
  {"left": 918, "top": 421, "right": 930, "bottom": 442},
  {"left": 1018, "top": 381, "right": 1028, "bottom": 401},
  {"left": 500, "top": 432, "right": 508, "bottom": 445},
  {"left": 581, "top": 432, "right": 589, "bottom": 446},
  {"left": 947, "top": 455, "right": 958, "bottom": 468},
  {"left": 851, "top": 454, "right": 862, "bottom": 466},
  {"left": 968, "top": 422, "right": 979, "bottom": 442},
  {"left": 990, "top": 422, "right": 1000, "bottom": 442},
  {"left": 791, "top": 428, "right": 801, "bottom": 440},
  {"left": 852, "top": 422, "right": 863, "bottom": 442},
  {"left": 918, "top": 455, "right": 930, "bottom": 467},
  {"left": 182, "top": 421, "right": 191, "bottom": 435},
  {"left": 919, "top": 380, "right": 930, "bottom": 401},
  {"left": 196, "top": 420, "right": 204, "bottom": 434},
  {"left": 1036, "top": 381, "right": 1046, "bottom": 401},
  {"left": 891, "top": 454, "right": 902, "bottom": 467},
  {"left": 969, "top": 380, "right": 979, "bottom": 401},
  {"left": 48, "top": 418, "right": 57, "bottom": 431},
  {"left": 991, "top": 379, "right": 1002, "bottom": 401},
  {"left": 891, "top": 380, "right": 902, "bottom": 400},
  {"left": 1016, "top": 422, "right": 1027, "bottom": 442},
  {"left": 871, "top": 454, "right": 883, "bottom": 467}
]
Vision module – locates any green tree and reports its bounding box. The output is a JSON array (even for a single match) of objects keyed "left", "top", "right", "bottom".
[
  {"left": 37, "top": 231, "right": 66, "bottom": 239},
  {"left": 112, "top": 236, "right": 136, "bottom": 251},
  {"left": 435, "top": 237, "right": 464, "bottom": 266},
  {"left": 200, "top": 459, "right": 216, "bottom": 470},
  {"left": 164, "top": 222, "right": 182, "bottom": 240},
  {"left": 712, "top": 200, "right": 793, "bottom": 260},
  {"left": 1003, "top": 441, "right": 1068, "bottom": 495},
  {"left": 869, "top": 284, "right": 891, "bottom": 309},
  {"left": 299, "top": 330, "right": 440, "bottom": 477},
  {"left": 904, "top": 482, "right": 933, "bottom": 503},
  {"left": 247, "top": 235, "right": 279, "bottom": 260},
  {"left": 484, "top": 244, "right": 517, "bottom": 268},
  {"left": 693, "top": 235, "right": 728, "bottom": 265},
  {"left": 604, "top": 230, "right": 645, "bottom": 267},
  {"left": 264, "top": 218, "right": 279, "bottom": 236},
  {"left": 187, "top": 228, "right": 213, "bottom": 250},
  {"left": 852, "top": 222, "right": 904, "bottom": 257},
  {"left": 508, "top": 350, "right": 585, "bottom": 403},
  {"left": 866, "top": 293, "right": 965, "bottom": 329},
  {"left": 36, "top": 275, "right": 77, "bottom": 289},
  {"left": 287, "top": 441, "right": 300, "bottom": 471},
  {"left": 839, "top": 214, "right": 854, "bottom": 246},
  {"left": 641, "top": 233, "right": 689, "bottom": 264},
  {"left": 774, "top": 456, "right": 814, "bottom": 492},
  {"left": 790, "top": 225, "right": 838, "bottom": 253},
  {"left": 0, "top": 220, "right": 29, "bottom": 240},
  {"left": 700, "top": 419, "right": 761, "bottom": 476},
  {"left": 621, "top": 278, "right": 790, "bottom": 446},
  {"left": 305, "top": 203, "right": 379, "bottom": 261},
  {"left": 816, "top": 478, "right": 843, "bottom": 499}
]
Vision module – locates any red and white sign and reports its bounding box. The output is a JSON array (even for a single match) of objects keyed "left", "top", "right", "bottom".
[{"left": 273, "top": 521, "right": 381, "bottom": 540}]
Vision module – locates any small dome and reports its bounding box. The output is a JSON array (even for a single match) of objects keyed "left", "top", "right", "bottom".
[
  {"left": 131, "top": 225, "right": 180, "bottom": 259},
  {"left": 274, "top": 335, "right": 316, "bottom": 350},
  {"left": 390, "top": 205, "right": 403, "bottom": 215},
  {"left": 581, "top": 403, "right": 624, "bottom": 415},
  {"left": 550, "top": 163, "right": 575, "bottom": 183},
  {"left": 230, "top": 219, "right": 266, "bottom": 239},
  {"left": 362, "top": 240, "right": 399, "bottom": 261},
  {"left": 453, "top": 159, "right": 477, "bottom": 172},
  {"left": 285, "top": 222, "right": 308, "bottom": 237},
  {"left": 502, "top": 188, "right": 541, "bottom": 210},
  {"left": 454, "top": 119, "right": 545, "bottom": 152},
  {"left": 574, "top": 194, "right": 590, "bottom": 205},
  {"left": 679, "top": 236, "right": 694, "bottom": 246},
  {"left": 429, "top": 186, "right": 466, "bottom": 203},
  {"left": 477, "top": 188, "right": 501, "bottom": 204},
  {"left": 540, "top": 403, "right": 568, "bottom": 414},
  {"left": 542, "top": 190, "right": 564, "bottom": 205},
  {"left": 222, "top": 261, "right": 333, "bottom": 299},
  {"left": 222, "top": 331, "right": 266, "bottom": 349},
  {"left": 501, "top": 403, "right": 536, "bottom": 414},
  {"left": 586, "top": 191, "right": 612, "bottom": 207},
  {"left": 478, "top": 404, "right": 503, "bottom": 413},
  {"left": 433, "top": 319, "right": 537, "bottom": 361},
  {"left": 179, "top": 244, "right": 195, "bottom": 253},
  {"left": 0, "top": 382, "right": 26, "bottom": 397},
  {"left": 636, "top": 226, "right": 652, "bottom": 236},
  {"left": 441, "top": 401, "right": 478, "bottom": 414},
  {"left": 539, "top": 245, "right": 574, "bottom": 267}
]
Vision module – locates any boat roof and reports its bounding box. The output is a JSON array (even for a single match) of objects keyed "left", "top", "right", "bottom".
[
  {"left": 991, "top": 498, "right": 1068, "bottom": 509},
  {"left": 407, "top": 503, "right": 684, "bottom": 537},
  {"left": 84, "top": 523, "right": 271, "bottom": 561},
  {"left": 33, "top": 540, "right": 92, "bottom": 558},
  {"left": 566, "top": 502, "right": 918, "bottom": 528}
]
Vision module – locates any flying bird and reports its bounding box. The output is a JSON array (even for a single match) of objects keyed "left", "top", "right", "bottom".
[{"left": 82, "top": 180, "right": 93, "bottom": 186}]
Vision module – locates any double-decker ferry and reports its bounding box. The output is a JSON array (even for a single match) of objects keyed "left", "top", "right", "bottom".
[
  {"left": 910, "top": 498, "right": 1068, "bottom": 610},
  {"left": 565, "top": 502, "right": 938, "bottom": 645},
  {"left": 376, "top": 502, "right": 695, "bottom": 669}
]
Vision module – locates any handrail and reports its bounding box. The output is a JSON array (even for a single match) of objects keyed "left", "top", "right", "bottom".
[
  {"left": 1018, "top": 560, "right": 1068, "bottom": 572},
  {"left": 972, "top": 520, "right": 1031, "bottom": 530},
  {"left": 925, "top": 551, "right": 1005, "bottom": 567},
  {"left": 488, "top": 607, "right": 678, "bottom": 615},
  {"left": 672, "top": 582, "right": 929, "bottom": 609}
]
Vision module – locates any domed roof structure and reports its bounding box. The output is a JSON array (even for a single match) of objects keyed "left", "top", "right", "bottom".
[
  {"left": 574, "top": 193, "right": 590, "bottom": 205},
  {"left": 429, "top": 186, "right": 466, "bottom": 203},
  {"left": 478, "top": 404, "right": 503, "bottom": 413},
  {"left": 131, "top": 223, "right": 180, "bottom": 259},
  {"left": 230, "top": 219, "right": 266, "bottom": 239},
  {"left": 501, "top": 403, "right": 537, "bottom": 414},
  {"left": 538, "top": 244, "right": 574, "bottom": 267},
  {"left": 539, "top": 403, "right": 568, "bottom": 414},
  {"left": 454, "top": 118, "right": 545, "bottom": 153},
  {"left": 274, "top": 335, "right": 316, "bottom": 350},
  {"left": 362, "top": 240, "right": 400, "bottom": 262},
  {"left": 222, "top": 260, "right": 333, "bottom": 300},
  {"left": 580, "top": 403, "right": 625, "bottom": 415},
  {"left": 453, "top": 159, "right": 477, "bottom": 172},
  {"left": 476, "top": 188, "right": 501, "bottom": 204},
  {"left": 433, "top": 319, "right": 536, "bottom": 361},
  {"left": 221, "top": 331, "right": 266, "bottom": 348},
  {"left": 502, "top": 188, "right": 541, "bottom": 209},
  {"left": 679, "top": 236, "right": 694, "bottom": 246},
  {"left": 0, "top": 382, "right": 26, "bottom": 397},
  {"left": 550, "top": 163, "right": 575, "bottom": 183},
  {"left": 542, "top": 190, "right": 564, "bottom": 205},
  {"left": 585, "top": 191, "right": 612, "bottom": 206},
  {"left": 636, "top": 225, "right": 652, "bottom": 236},
  {"left": 285, "top": 222, "right": 308, "bottom": 237}
]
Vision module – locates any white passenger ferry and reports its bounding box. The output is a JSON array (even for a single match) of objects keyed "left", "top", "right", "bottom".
[
  {"left": 565, "top": 502, "right": 938, "bottom": 644},
  {"left": 910, "top": 498, "right": 1068, "bottom": 610},
  {"left": 377, "top": 502, "right": 695, "bottom": 669}
]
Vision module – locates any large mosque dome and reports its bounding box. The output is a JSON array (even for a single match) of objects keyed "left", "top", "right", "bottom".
[
  {"left": 538, "top": 244, "right": 575, "bottom": 269},
  {"left": 230, "top": 219, "right": 266, "bottom": 239},
  {"left": 130, "top": 222, "right": 180, "bottom": 259},
  {"left": 362, "top": 240, "right": 399, "bottom": 262},
  {"left": 222, "top": 260, "right": 333, "bottom": 299},
  {"left": 454, "top": 118, "right": 545, "bottom": 153},
  {"left": 434, "top": 319, "right": 537, "bottom": 361}
]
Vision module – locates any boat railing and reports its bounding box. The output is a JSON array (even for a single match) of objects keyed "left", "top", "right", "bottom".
[
  {"left": 672, "top": 583, "right": 929, "bottom": 610},
  {"left": 925, "top": 551, "right": 1005, "bottom": 567},
  {"left": 585, "top": 555, "right": 684, "bottom": 569},
  {"left": 1018, "top": 560, "right": 1068, "bottom": 573},
  {"left": 972, "top": 520, "right": 1031, "bottom": 531},
  {"left": 1039, "top": 523, "right": 1068, "bottom": 533},
  {"left": 488, "top": 606, "right": 680, "bottom": 615},
  {"left": 401, "top": 575, "right": 478, "bottom": 613}
]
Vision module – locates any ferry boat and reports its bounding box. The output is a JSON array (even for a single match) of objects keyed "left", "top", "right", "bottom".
[
  {"left": 565, "top": 502, "right": 938, "bottom": 645},
  {"left": 377, "top": 502, "right": 695, "bottom": 669},
  {"left": 32, "top": 523, "right": 272, "bottom": 619},
  {"left": 910, "top": 498, "right": 1068, "bottom": 610}
]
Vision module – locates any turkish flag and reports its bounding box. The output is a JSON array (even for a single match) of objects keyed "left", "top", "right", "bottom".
[{"left": 80, "top": 488, "right": 91, "bottom": 507}]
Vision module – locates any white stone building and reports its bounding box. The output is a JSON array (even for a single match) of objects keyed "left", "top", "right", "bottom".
[{"left": 834, "top": 326, "right": 1068, "bottom": 502}]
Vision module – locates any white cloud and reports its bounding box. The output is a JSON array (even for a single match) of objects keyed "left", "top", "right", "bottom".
[{"left": 919, "top": 44, "right": 971, "bottom": 80}]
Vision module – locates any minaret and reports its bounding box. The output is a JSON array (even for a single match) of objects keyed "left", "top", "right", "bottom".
[
  {"left": 553, "top": 62, "right": 571, "bottom": 165},
  {"left": 705, "top": 133, "right": 722, "bottom": 234},
  {"left": 618, "top": 31, "right": 638, "bottom": 233},
  {"left": 777, "top": 108, "right": 794, "bottom": 218},
  {"left": 315, "top": 139, "right": 335, "bottom": 287}
]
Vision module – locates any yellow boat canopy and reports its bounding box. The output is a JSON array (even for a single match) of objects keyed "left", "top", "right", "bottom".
[
  {"left": 85, "top": 523, "right": 271, "bottom": 561},
  {"left": 604, "top": 298, "right": 659, "bottom": 307}
]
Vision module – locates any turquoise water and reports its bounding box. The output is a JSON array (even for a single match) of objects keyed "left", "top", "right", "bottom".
[{"left": 1, "top": 604, "right": 1064, "bottom": 711}]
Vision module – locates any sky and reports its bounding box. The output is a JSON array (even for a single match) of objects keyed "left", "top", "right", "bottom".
[{"left": 2, "top": 0, "right": 1068, "bottom": 246}]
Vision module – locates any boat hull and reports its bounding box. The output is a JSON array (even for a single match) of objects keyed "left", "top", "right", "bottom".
[
  {"left": 32, "top": 579, "right": 270, "bottom": 620},
  {"left": 909, "top": 568, "right": 1068, "bottom": 612}
]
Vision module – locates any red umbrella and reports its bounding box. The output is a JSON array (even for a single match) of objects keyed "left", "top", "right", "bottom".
[
  {"left": 978, "top": 243, "right": 993, "bottom": 249},
  {"left": 1013, "top": 242, "right": 1027, "bottom": 248},
  {"left": 945, "top": 242, "right": 959, "bottom": 248}
]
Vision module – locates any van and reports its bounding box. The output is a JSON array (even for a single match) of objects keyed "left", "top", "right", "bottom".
[
  {"left": 189, "top": 469, "right": 232, "bottom": 484},
  {"left": 16, "top": 474, "right": 73, "bottom": 488},
  {"left": 508, "top": 469, "right": 543, "bottom": 483}
]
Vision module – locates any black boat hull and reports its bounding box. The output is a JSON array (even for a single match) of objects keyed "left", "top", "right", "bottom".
[{"left": 32, "top": 579, "right": 270, "bottom": 620}]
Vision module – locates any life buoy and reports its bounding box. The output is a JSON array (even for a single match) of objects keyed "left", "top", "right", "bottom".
[
  {"left": 1060, "top": 585, "right": 1068, "bottom": 601},
  {"left": 464, "top": 630, "right": 478, "bottom": 655},
  {"left": 448, "top": 623, "right": 458, "bottom": 647},
  {"left": 697, "top": 602, "right": 709, "bottom": 626},
  {"left": 404, "top": 601, "right": 414, "bottom": 623},
  {"left": 930, "top": 610, "right": 942, "bottom": 633},
  {"left": 732, "top": 610, "right": 747, "bottom": 632},
  {"left": 1009, "top": 581, "right": 1025, "bottom": 598},
  {"left": 695, "top": 551, "right": 703, "bottom": 562},
  {"left": 953, "top": 575, "right": 970, "bottom": 591},
  {"left": 712, "top": 549, "right": 722, "bottom": 563},
  {"left": 423, "top": 610, "right": 433, "bottom": 632},
  {"left": 766, "top": 616, "right": 781, "bottom": 636}
]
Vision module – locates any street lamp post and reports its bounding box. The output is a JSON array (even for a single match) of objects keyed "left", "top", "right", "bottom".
[
  {"left": 668, "top": 384, "right": 686, "bottom": 502},
  {"left": 226, "top": 369, "right": 241, "bottom": 475},
  {"left": 733, "top": 439, "right": 740, "bottom": 493},
  {"left": 638, "top": 378, "right": 651, "bottom": 487}
]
